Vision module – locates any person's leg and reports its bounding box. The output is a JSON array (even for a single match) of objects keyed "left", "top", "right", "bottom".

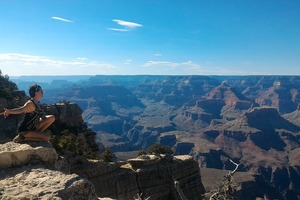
[
  {"left": 23, "top": 131, "right": 51, "bottom": 142},
  {"left": 36, "top": 115, "right": 55, "bottom": 132}
]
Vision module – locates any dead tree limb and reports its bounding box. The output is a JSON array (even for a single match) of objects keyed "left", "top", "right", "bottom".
[{"left": 208, "top": 159, "right": 241, "bottom": 200}]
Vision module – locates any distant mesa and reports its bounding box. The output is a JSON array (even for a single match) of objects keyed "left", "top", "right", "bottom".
[
  {"left": 244, "top": 107, "right": 300, "bottom": 132},
  {"left": 214, "top": 106, "right": 300, "bottom": 134},
  {"left": 206, "top": 81, "right": 249, "bottom": 106}
]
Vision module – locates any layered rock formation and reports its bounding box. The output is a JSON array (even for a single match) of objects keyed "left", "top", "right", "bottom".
[
  {"left": 0, "top": 142, "right": 205, "bottom": 200},
  {"left": 0, "top": 142, "right": 57, "bottom": 168},
  {"left": 6, "top": 75, "right": 300, "bottom": 199},
  {"left": 194, "top": 107, "right": 300, "bottom": 199},
  {"left": 0, "top": 142, "right": 98, "bottom": 200},
  {"left": 71, "top": 154, "right": 205, "bottom": 200}
]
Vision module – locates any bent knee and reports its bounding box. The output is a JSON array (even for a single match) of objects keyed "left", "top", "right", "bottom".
[
  {"left": 47, "top": 115, "right": 55, "bottom": 123},
  {"left": 50, "top": 115, "right": 55, "bottom": 122}
]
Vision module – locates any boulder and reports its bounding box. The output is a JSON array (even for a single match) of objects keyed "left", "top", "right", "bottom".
[
  {"left": 0, "top": 142, "right": 58, "bottom": 169},
  {"left": 0, "top": 164, "right": 98, "bottom": 200},
  {"left": 0, "top": 141, "right": 99, "bottom": 200}
]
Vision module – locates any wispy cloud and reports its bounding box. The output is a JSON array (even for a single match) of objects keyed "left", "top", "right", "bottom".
[
  {"left": 142, "top": 60, "right": 203, "bottom": 75},
  {"left": 0, "top": 53, "right": 115, "bottom": 75},
  {"left": 213, "top": 67, "right": 256, "bottom": 75},
  {"left": 75, "top": 57, "right": 88, "bottom": 61},
  {"left": 107, "top": 28, "right": 130, "bottom": 32},
  {"left": 113, "top": 19, "right": 142, "bottom": 28},
  {"left": 51, "top": 16, "right": 73, "bottom": 23},
  {"left": 108, "top": 19, "right": 142, "bottom": 32},
  {"left": 143, "top": 60, "right": 201, "bottom": 69},
  {"left": 154, "top": 53, "right": 162, "bottom": 57}
]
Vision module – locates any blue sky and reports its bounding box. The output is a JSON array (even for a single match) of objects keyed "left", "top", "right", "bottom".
[{"left": 0, "top": 0, "right": 300, "bottom": 76}]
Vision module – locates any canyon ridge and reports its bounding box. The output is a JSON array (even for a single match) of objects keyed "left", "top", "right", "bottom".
[{"left": 3, "top": 75, "right": 300, "bottom": 199}]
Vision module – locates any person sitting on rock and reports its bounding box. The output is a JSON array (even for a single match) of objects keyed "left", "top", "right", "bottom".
[{"left": 3, "top": 84, "right": 55, "bottom": 142}]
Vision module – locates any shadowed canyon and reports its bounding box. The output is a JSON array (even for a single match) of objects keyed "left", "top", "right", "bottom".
[{"left": 2, "top": 75, "right": 300, "bottom": 199}]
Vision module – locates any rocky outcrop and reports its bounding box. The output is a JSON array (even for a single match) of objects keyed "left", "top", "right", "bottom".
[
  {"left": 68, "top": 154, "right": 205, "bottom": 200},
  {"left": 0, "top": 142, "right": 98, "bottom": 200},
  {"left": 8, "top": 75, "right": 300, "bottom": 199},
  {"left": 207, "top": 81, "right": 248, "bottom": 107},
  {"left": 0, "top": 142, "right": 57, "bottom": 168},
  {"left": 193, "top": 107, "right": 300, "bottom": 199},
  {"left": 44, "top": 102, "right": 103, "bottom": 154},
  {"left": 133, "top": 76, "right": 220, "bottom": 107},
  {"left": 282, "top": 104, "right": 300, "bottom": 127},
  {"left": 205, "top": 107, "right": 300, "bottom": 135},
  {"left": 0, "top": 142, "right": 206, "bottom": 200},
  {"left": 200, "top": 167, "right": 285, "bottom": 200},
  {"left": 45, "top": 102, "right": 84, "bottom": 128},
  {"left": 0, "top": 165, "right": 98, "bottom": 200},
  {"left": 195, "top": 99, "right": 225, "bottom": 116},
  {"left": 255, "top": 86, "right": 297, "bottom": 114}
]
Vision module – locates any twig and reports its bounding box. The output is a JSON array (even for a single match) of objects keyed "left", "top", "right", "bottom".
[
  {"left": 229, "top": 159, "right": 241, "bottom": 176},
  {"left": 208, "top": 159, "right": 241, "bottom": 200},
  {"left": 209, "top": 191, "right": 218, "bottom": 200}
]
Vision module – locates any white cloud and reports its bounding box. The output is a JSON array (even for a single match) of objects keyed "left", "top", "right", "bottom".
[
  {"left": 143, "top": 60, "right": 201, "bottom": 68},
  {"left": 113, "top": 19, "right": 142, "bottom": 28},
  {"left": 154, "top": 53, "right": 162, "bottom": 57},
  {"left": 0, "top": 53, "right": 116, "bottom": 76},
  {"left": 107, "top": 28, "right": 130, "bottom": 32},
  {"left": 75, "top": 57, "right": 88, "bottom": 61},
  {"left": 213, "top": 67, "right": 250, "bottom": 75},
  {"left": 51, "top": 16, "right": 73, "bottom": 23},
  {"left": 108, "top": 19, "right": 142, "bottom": 32},
  {"left": 142, "top": 60, "right": 203, "bottom": 75}
]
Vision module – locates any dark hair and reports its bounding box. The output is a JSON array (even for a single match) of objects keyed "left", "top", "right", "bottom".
[{"left": 29, "top": 84, "right": 42, "bottom": 97}]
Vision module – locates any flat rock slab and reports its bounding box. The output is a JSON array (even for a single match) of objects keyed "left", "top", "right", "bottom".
[
  {"left": 0, "top": 164, "right": 98, "bottom": 199},
  {"left": 0, "top": 142, "right": 58, "bottom": 169}
]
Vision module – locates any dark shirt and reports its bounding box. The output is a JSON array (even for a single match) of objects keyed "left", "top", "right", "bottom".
[{"left": 17, "top": 100, "right": 45, "bottom": 132}]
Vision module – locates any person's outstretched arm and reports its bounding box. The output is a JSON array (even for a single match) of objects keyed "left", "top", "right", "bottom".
[{"left": 3, "top": 101, "right": 35, "bottom": 118}]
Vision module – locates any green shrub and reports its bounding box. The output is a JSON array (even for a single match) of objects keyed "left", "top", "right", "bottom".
[
  {"left": 101, "top": 147, "right": 115, "bottom": 162},
  {"left": 137, "top": 150, "right": 146, "bottom": 157},
  {"left": 146, "top": 143, "right": 174, "bottom": 155},
  {"left": 58, "top": 133, "right": 77, "bottom": 152},
  {"left": 0, "top": 70, "right": 18, "bottom": 100},
  {"left": 51, "top": 129, "right": 97, "bottom": 159}
]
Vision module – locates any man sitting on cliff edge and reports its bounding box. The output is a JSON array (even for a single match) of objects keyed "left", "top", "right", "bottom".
[{"left": 2, "top": 84, "right": 55, "bottom": 143}]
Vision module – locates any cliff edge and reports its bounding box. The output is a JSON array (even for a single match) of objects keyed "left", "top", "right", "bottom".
[
  {"left": 0, "top": 142, "right": 98, "bottom": 200},
  {"left": 0, "top": 142, "right": 205, "bottom": 200}
]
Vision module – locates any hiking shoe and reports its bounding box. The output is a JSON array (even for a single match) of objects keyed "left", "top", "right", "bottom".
[{"left": 13, "top": 134, "right": 25, "bottom": 143}]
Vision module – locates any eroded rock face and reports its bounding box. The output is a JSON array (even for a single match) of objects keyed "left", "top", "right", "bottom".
[
  {"left": 45, "top": 102, "right": 84, "bottom": 128},
  {"left": 193, "top": 107, "right": 300, "bottom": 199},
  {"left": 0, "top": 142, "right": 58, "bottom": 169},
  {"left": 67, "top": 154, "right": 206, "bottom": 200},
  {"left": 0, "top": 142, "right": 98, "bottom": 200},
  {"left": 0, "top": 164, "right": 98, "bottom": 200},
  {"left": 0, "top": 142, "right": 205, "bottom": 200}
]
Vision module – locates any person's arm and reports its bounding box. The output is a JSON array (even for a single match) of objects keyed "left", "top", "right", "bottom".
[{"left": 3, "top": 101, "right": 35, "bottom": 118}]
